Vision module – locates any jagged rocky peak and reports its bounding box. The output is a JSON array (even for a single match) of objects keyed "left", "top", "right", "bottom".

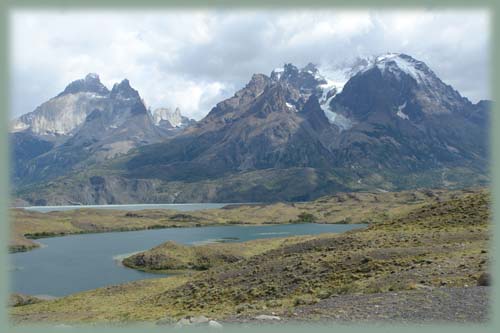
[
  {"left": 271, "top": 63, "right": 327, "bottom": 97},
  {"left": 271, "top": 63, "right": 324, "bottom": 81},
  {"left": 151, "top": 107, "right": 192, "bottom": 128},
  {"left": 303, "top": 62, "right": 320, "bottom": 74},
  {"left": 110, "top": 79, "right": 140, "bottom": 100},
  {"left": 281, "top": 63, "right": 300, "bottom": 80},
  {"left": 11, "top": 73, "right": 112, "bottom": 136},
  {"left": 236, "top": 73, "right": 271, "bottom": 98},
  {"left": 58, "top": 73, "right": 109, "bottom": 97},
  {"left": 270, "top": 63, "right": 297, "bottom": 81},
  {"left": 10, "top": 75, "right": 148, "bottom": 136}
]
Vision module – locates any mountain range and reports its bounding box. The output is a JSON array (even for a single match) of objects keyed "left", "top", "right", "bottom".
[{"left": 10, "top": 53, "right": 491, "bottom": 205}]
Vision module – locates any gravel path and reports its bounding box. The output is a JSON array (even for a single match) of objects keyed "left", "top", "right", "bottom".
[
  {"left": 226, "top": 287, "right": 490, "bottom": 324},
  {"left": 294, "top": 286, "right": 490, "bottom": 324}
]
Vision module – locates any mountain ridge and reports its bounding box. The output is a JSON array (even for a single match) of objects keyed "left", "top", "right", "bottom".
[{"left": 11, "top": 53, "right": 492, "bottom": 205}]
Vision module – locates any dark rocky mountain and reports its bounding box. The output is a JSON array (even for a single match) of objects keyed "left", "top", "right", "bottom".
[
  {"left": 12, "top": 54, "right": 492, "bottom": 204},
  {"left": 125, "top": 54, "right": 489, "bottom": 183},
  {"left": 10, "top": 132, "right": 54, "bottom": 174},
  {"left": 126, "top": 75, "right": 339, "bottom": 181}
]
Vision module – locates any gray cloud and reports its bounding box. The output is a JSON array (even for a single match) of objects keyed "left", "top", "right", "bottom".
[{"left": 10, "top": 9, "right": 490, "bottom": 120}]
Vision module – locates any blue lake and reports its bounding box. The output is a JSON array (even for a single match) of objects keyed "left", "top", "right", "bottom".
[
  {"left": 22, "top": 203, "right": 236, "bottom": 213},
  {"left": 10, "top": 223, "right": 365, "bottom": 297}
]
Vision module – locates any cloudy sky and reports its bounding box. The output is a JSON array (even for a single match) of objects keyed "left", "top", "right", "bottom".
[{"left": 10, "top": 9, "right": 490, "bottom": 120}]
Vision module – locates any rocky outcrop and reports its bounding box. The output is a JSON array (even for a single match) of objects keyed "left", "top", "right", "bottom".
[{"left": 9, "top": 294, "right": 44, "bottom": 307}]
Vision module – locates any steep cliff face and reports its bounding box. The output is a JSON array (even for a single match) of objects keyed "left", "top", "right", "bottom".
[{"left": 11, "top": 74, "right": 110, "bottom": 136}]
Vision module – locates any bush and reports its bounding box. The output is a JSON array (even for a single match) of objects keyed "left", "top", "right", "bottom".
[
  {"left": 293, "top": 295, "right": 319, "bottom": 306},
  {"left": 477, "top": 272, "right": 491, "bottom": 286},
  {"left": 296, "top": 212, "right": 317, "bottom": 223}
]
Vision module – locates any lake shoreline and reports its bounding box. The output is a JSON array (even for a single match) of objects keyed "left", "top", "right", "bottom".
[
  {"left": 10, "top": 220, "right": 341, "bottom": 254},
  {"left": 11, "top": 223, "right": 364, "bottom": 297},
  {"left": 10, "top": 188, "right": 473, "bottom": 254},
  {"left": 16, "top": 202, "right": 266, "bottom": 213}
]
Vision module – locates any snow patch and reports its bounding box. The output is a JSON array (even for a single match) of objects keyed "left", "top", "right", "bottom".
[
  {"left": 317, "top": 80, "right": 353, "bottom": 130},
  {"left": 272, "top": 67, "right": 284, "bottom": 80},
  {"left": 317, "top": 67, "right": 351, "bottom": 99},
  {"left": 323, "top": 108, "right": 353, "bottom": 131},
  {"left": 86, "top": 73, "right": 100, "bottom": 80},
  {"left": 445, "top": 143, "right": 460, "bottom": 153},
  {"left": 285, "top": 102, "right": 297, "bottom": 112},
  {"left": 396, "top": 102, "right": 409, "bottom": 120}
]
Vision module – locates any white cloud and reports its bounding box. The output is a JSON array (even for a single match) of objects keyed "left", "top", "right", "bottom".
[{"left": 10, "top": 9, "right": 490, "bottom": 120}]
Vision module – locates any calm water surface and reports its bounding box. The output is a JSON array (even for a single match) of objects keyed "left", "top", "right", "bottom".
[
  {"left": 22, "top": 203, "right": 236, "bottom": 213},
  {"left": 10, "top": 223, "right": 365, "bottom": 297}
]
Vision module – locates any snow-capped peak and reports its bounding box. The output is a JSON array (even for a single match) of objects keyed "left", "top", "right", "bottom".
[
  {"left": 362, "top": 53, "right": 434, "bottom": 84},
  {"left": 375, "top": 52, "right": 401, "bottom": 62}
]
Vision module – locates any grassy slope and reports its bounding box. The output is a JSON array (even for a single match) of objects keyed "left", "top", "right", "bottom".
[
  {"left": 10, "top": 188, "right": 473, "bottom": 252},
  {"left": 10, "top": 189, "right": 490, "bottom": 324}
]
